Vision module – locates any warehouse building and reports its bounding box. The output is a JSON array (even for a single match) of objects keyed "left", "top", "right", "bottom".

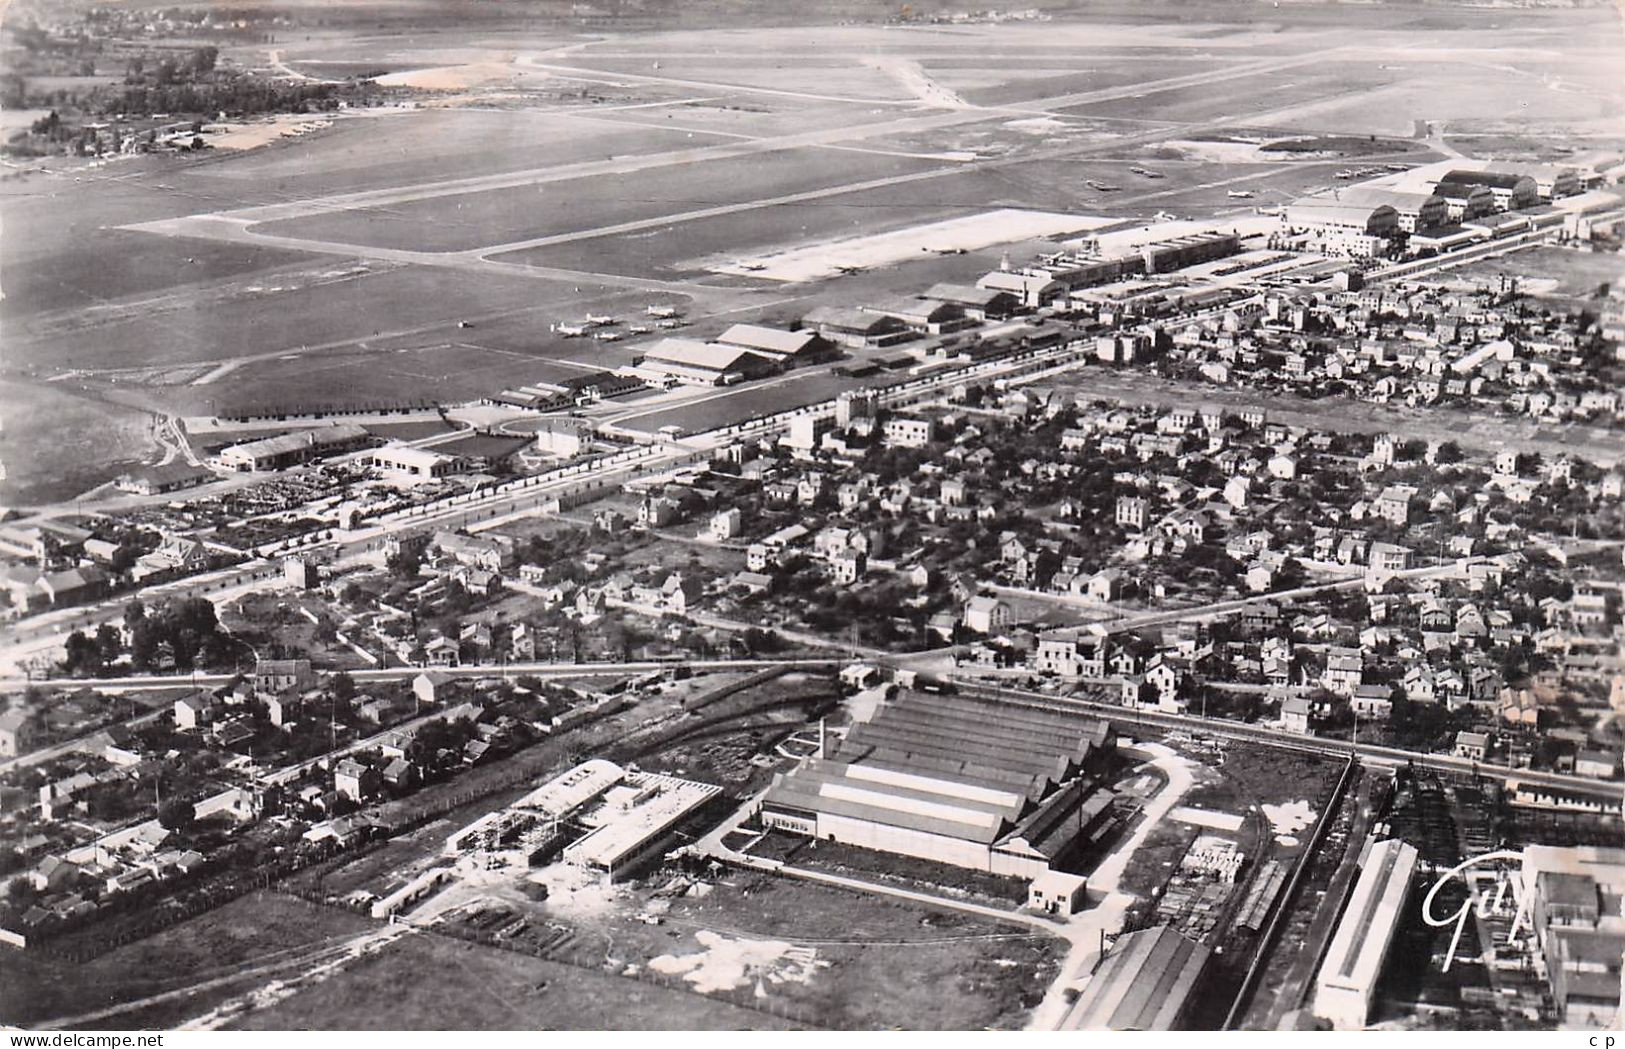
[
  {"left": 758, "top": 691, "right": 1116, "bottom": 878},
  {"left": 115, "top": 461, "right": 211, "bottom": 496},
  {"left": 446, "top": 759, "right": 722, "bottom": 883},
  {"left": 633, "top": 338, "right": 781, "bottom": 387},
  {"left": 714, "top": 323, "right": 833, "bottom": 365},
  {"left": 802, "top": 305, "right": 915, "bottom": 349},
  {"left": 1312, "top": 837, "right": 1419, "bottom": 1030},
  {"left": 1428, "top": 181, "right": 1497, "bottom": 222},
  {"left": 1340, "top": 188, "right": 1449, "bottom": 233},
  {"left": 369, "top": 443, "right": 463, "bottom": 483},
  {"left": 1283, "top": 197, "right": 1400, "bottom": 257},
  {"left": 1062, "top": 925, "right": 1212, "bottom": 1030},
  {"left": 217, "top": 424, "right": 372, "bottom": 472},
  {"left": 1519, "top": 844, "right": 1625, "bottom": 1028}
]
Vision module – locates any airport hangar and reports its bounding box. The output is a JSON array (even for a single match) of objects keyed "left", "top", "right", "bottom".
[{"left": 757, "top": 690, "right": 1117, "bottom": 880}]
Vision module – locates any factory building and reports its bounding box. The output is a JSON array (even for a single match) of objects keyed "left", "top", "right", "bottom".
[
  {"left": 1312, "top": 838, "right": 1419, "bottom": 1030},
  {"left": 1283, "top": 198, "right": 1400, "bottom": 257},
  {"left": 1339, "top": 188, "right": 1449, "bottom": 233},
  {"left": 1519, "top": 844, "right": 1625, "bottom": 1028},
  {"left": 217, "top": 424, "right": 372, "bottom": 472},
  {"left": 1062, "top": 925, "right": 1212, "bottom": 1030},
  {"left": 758, "top": 691, "right": 1116, "bottom": 878},
  {"left": 447, "top": 759, "right": 722, "bottom": 883},
  {"left": 633, "top": 338, "right": 782, "bottom": 387},
  {"left": 1435, "top": 169, "right": 1539, "bottom": 212},
  {"left": 561, "top": 769, "right": 721, "bottom": 882}
]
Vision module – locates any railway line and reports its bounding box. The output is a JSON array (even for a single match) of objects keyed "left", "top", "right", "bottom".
[{"left": 950, "top": 678, "right": 1625, "bottom": 802}]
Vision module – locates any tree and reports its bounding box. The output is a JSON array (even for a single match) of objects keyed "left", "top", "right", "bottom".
[
  {"left": 158, "top": 798, "right": 195, "bottom": 832},
  {"left": 124, "top": 598, "right": 146, "bottom": 633},
  {"left": 63, "top": 630, "right": 104, "bottom": 675},
  {"left": 95, "top": 623, "right": 122, "bottom": 665},
  {"left": 188, "top": 47, "right": 218, "bottom": 76},
  {"left": 331, "top": 671, "right": 356, "bottom": 704}
]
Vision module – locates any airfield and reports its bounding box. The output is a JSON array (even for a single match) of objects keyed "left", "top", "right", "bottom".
[{"left": 3, "top": 4, "right": 1624, "bottom": 503}]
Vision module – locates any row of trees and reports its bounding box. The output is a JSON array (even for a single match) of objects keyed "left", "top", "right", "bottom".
[{"left": 61, "top": 597, "right": 243, "bottom": 676}]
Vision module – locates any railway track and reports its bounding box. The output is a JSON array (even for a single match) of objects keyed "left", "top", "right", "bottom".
[{"left": 948, "top": 678, "right": 1625, "bottom": 801}]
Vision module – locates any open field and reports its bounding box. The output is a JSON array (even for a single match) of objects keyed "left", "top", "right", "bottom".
[
  {"left": 0, "top": 379, "right": 160, "bottom": 504},
  {"left": 0, "top": 892, "right": 377, "bottom": 1030},
  {"left": 229, "top": 925, "right": 802, "bottom": 1030},
  {"left": 1444, "top": 246, "right": 1625, "bottom": 299}
]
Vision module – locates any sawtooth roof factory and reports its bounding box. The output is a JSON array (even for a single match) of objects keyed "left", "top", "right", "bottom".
[{"left": 757, "top": 690, "right": 1117, "bottom": 880}]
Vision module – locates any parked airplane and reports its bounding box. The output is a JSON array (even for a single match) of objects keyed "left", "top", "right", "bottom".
[
  {"left": 585, "top": 314, "right": 616, "bottom": 326},
  {"left": 645, "top": 304, "right": 680, "bottom": 318},
  {"left": 736, "top": 260, "right": 767, "bottom": 271},
  {"left": 1227, "top": 190, "right": 1254, "bottom": 199},
  {"left": 556, "top": 323, "right": 588, "bottom": 337}
]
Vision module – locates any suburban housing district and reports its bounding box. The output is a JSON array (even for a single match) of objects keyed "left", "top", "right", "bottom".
[{"left": 1, "top": 0, "right": 1623, "bottom": 1034}]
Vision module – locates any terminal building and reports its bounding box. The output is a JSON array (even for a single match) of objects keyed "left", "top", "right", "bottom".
[
  {"left": 1062, "top": 925, "right": 1212, "bottom": 1030},
  {"left": 1312, "top": 837, "right": 1419, "bottom": 1030},
  {"left": 757, "top": 690, "right": 1116, "bottom": 879}
]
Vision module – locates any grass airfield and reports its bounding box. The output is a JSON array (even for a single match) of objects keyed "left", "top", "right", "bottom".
[{"left": 2, "top": 3, "right": 1622, "bottom": 503}]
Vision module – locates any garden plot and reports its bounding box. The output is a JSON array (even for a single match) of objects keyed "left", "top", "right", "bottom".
[{"left": 707, "top": 208, "right": 1115, "bottom": 282}]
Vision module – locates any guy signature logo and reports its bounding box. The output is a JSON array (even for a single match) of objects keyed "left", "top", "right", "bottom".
[{"left": 1420, "top": 849, "right": 1531, "bottom": 971}]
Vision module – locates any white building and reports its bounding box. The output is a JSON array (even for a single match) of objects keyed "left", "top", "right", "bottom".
[{"left": 1312, "top": 838, "right": 1419, "bottom": 1029}]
